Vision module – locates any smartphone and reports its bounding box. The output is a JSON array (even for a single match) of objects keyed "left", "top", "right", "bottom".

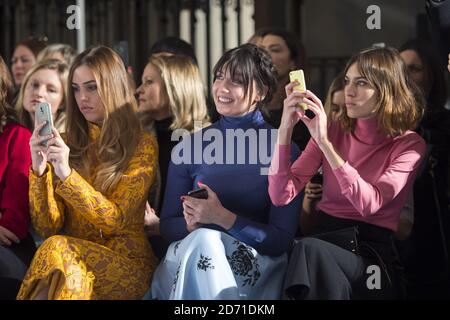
[
  {"left": 187, "top": 188, "right": 208, "bottom": 199},
  {"left": 35, "top": 102, "right": 53, "bottom": 146},
  {"left": 289, "top": 69, "right": 308, "bottom": 110},
  {"left": 310, "top": 171, "right": 323, "bottom": 184}
]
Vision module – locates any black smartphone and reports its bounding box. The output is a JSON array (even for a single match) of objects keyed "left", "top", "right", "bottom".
[
  {"left": 310, "top": 171, "right": 323, "bottom": 184},
  {"left": 35, "top": 102, "right": 53, "bottom": 146},
  {"left": 187, "top": 188, "right": 208, "bottom": 199}
]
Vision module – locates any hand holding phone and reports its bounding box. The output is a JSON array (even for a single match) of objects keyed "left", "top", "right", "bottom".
[
  {"left": 310, "top": 169, "right": 323, "bottom": 184},
  {"left": 35, "top": 102, "right": 53, "bottom": 146},
  {"left": 289, "top": 69, "right": 308, "bottom": 110},
  {"left": 187, "top": 188, "right": 208, "bottom": 199}
]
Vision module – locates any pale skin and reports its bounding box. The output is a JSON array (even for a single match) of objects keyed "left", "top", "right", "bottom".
[
  {"left": 0, "top": 225, "right": 20, "bottom": 246},
  {"left": 299, "top": 90, "right": 344, "bottom": 234}
]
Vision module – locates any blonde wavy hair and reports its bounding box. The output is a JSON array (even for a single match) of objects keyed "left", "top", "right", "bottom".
[
  {"left": 339, "top": 46, "right": 424, "bottom": 136},
  {"left": 66, "top": 46, "right": 141, "bottom": 194},
  {"left": 141, "top": 54, "right": 210, "bottom": 131},
  {"left": 15, "top": 59, "right": 68, "bottom": 131}
]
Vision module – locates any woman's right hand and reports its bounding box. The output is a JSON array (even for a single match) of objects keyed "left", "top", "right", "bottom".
[
  {"left": 280, "top": 82, "right": 307, "bottom": 130},
  {"left": 278, "top": 82, "right": 307, "bottom": 145},
  {"left": 29, "top": 121, "right": 53, "bottom": 176}
]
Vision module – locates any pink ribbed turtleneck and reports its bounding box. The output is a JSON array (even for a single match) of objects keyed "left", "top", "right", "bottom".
[{"left": 269, "top": 118, "right": 426, "bottom": 231}]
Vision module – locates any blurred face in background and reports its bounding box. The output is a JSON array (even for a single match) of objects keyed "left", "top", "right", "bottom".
[
  {"left": 11, "top": 45, "right": 37, "bottom": 86},
  {"left": 136, "top": 63, "right": 170, "bottom": 120},
  {"left": 400, "top": 49, "right": 426, "bottom": 92},
  {"left": 259, "top": 35, "right": 295, "bottom": 80}
]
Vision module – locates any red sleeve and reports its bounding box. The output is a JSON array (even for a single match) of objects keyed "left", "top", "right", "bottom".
[{"left": 0, "top": 124, "right": 32, "bottom": 240}]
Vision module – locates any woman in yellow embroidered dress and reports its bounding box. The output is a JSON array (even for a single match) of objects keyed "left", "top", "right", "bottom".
[{"left": 17, "top": 46, "right": 158, "bottom": 300}]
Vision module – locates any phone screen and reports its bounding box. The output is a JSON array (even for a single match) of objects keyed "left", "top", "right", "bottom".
[
  {"left": 187, "top": 188, "right": 208, "bottom": 199},
  {"left": 35, "top": 102, "right": 53, "bottom": 146}
]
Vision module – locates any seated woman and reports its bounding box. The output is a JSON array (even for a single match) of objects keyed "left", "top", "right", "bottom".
[
  {"left": 17, "top": 46, "right": 158, "bottom": 300},
  {"left": 136, "top": 54, "right": 210, "bottom": 258},
  {"left": 269, "top": 46, "right": 426, "bottom": 299},
  {"left": 150, "top": 44, "right": 302, "bottom": 300},
  {"left": 15, "top": 59, "right": 68, "bottom": 133},
  {"left": 0, "top": 56, "right": 35, "bottom": 299}
]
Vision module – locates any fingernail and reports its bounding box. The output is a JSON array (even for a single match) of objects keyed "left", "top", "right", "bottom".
[
  {"left": 198, "top": 181, "right": 203, "bottom": 186},
  {"left": 180, "top": 196, "right": 185, "bottom": 202}
]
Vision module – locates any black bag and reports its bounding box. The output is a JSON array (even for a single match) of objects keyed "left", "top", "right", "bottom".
[
  {"left": 310, "top": 226, "right": 397, "bottom": 290},
  {"left": 310, "top": 226, "right": 360, "bottom": 255}
]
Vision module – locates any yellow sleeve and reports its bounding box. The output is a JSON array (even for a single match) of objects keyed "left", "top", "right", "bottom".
[
  {"left": 29, "top": 164, "right": 65, "bottom": 238},
  {"left": 54, "top": 133, "right": 158, "bottom": 234}
]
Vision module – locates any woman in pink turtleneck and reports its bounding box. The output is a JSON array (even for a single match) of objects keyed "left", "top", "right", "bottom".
[{"left": 269, "top": 47, "right": 426, "bottom": 300}]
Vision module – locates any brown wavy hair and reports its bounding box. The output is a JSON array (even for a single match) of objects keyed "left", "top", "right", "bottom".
[
  {"left": 339, "top": 46, "right": 424, "bottom": 136},
  {"left": 66, "top": 46, "right": 141, "bottom": 194}
]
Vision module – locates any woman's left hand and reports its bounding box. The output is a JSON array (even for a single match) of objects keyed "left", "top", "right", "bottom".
[
  {"left": 45, "top": 127, "right": 72, "bottom": 181},
  {"left": 299, "top": 90, "right": 329, "bottom": 147},
  {"left": 182, "top": 182, "right": 236, "bottom": 230}
]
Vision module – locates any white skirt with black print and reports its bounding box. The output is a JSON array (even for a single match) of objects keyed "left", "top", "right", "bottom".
[{"left": 148, "top": 228, "right": 287, "bottom": 300}]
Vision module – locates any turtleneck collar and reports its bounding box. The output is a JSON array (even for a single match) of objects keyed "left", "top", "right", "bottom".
[
  {"left": 219, "top": 108, "right": 265, "bottom": 130},
  {"left": 353, "top": 117, "right": 390, "bottom": 145}
]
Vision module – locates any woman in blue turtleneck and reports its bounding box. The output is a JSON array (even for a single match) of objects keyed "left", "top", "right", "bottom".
[{"left": 149, "top": 44, "right": 302, "bottom": 300}]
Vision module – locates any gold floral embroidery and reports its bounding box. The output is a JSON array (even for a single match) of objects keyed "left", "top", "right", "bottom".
[{"left": 17, "top": 132, "right": 158, "bottom": 300}]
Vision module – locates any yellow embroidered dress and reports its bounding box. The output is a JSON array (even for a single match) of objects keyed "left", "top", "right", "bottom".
[{"left": 17, "top": 125, "right": 158, "bottom": 299}]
